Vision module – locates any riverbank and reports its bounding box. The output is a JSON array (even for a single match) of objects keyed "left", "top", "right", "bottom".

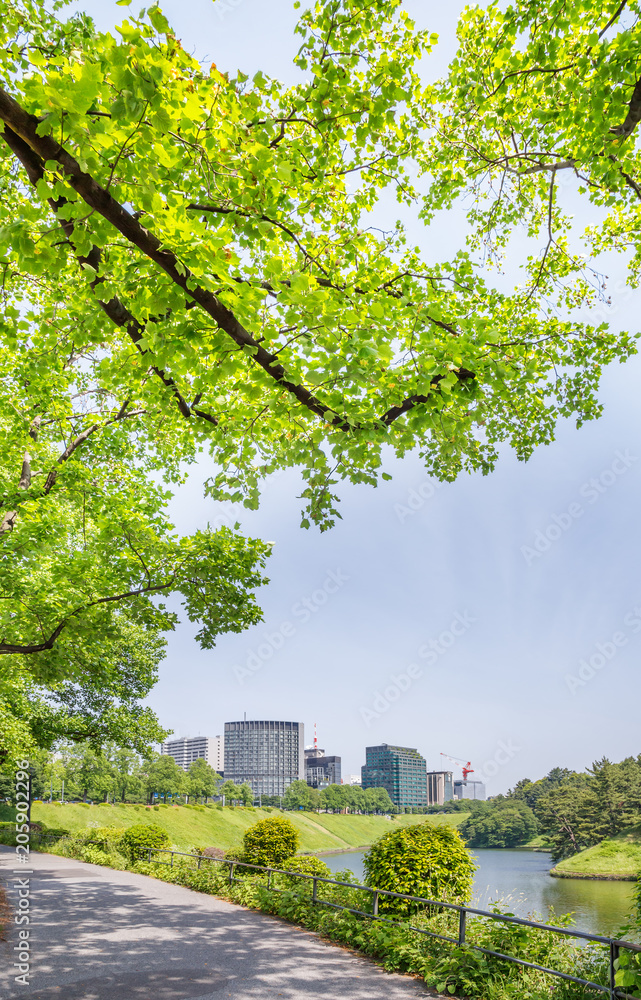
[
  {"left": 3, "top": 802, "right": 465, "bottom": 854},
  {"left": 550, "top": 824, "right": 641, "bottom": 881}
]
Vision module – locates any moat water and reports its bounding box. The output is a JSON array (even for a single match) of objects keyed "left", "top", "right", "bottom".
[{"left": 320, "top": 847, "right": 635, "bottom": 938}]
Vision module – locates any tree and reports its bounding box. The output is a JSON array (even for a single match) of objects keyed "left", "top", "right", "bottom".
[
  {"left": 320, "top": 784, "right": 348, "bottom": 813},
  {"left": 186, "top": 758, "right": 219, "bottom": 804},
  {"left": 283, "top": 779, "right": 316, "bottom": 811},
  {"left": 363, "top": 787, "right": 394, "bottom": 814},
  {"left": 220, "top": 779, "right": 242, "bottom": 805},
  {"left": 459, "top": 800, "right": 538, "bottom": 848},
  {"left": 143, "top": 753, "right": 184, "bottom": 804},
  {"left": 428, "top": 0, "right": 641, "bottom": 311},
  {"left": 0, "top": 0, "right": 636, "bottom": 762},
  {"left": 238, "top": 782, "right": 254, "bottom": 807},
  {"left": 0, "top": 0, "right": 628, "bottom": 540}
]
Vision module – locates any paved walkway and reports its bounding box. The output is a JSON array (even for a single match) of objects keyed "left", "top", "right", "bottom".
[{"left": 0, "top": 848, "right": 443, "bottom": 999}]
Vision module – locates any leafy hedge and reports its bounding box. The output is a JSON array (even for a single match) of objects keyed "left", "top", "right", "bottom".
[
  {"left": 119, "top": 823, "right": 170, "bottom": 862},
  {"left": 242, "top": 816, "right": 299, "bottom": 867},
  {"left": 363, "top": 823, "right": 475, "bottom": 915}
]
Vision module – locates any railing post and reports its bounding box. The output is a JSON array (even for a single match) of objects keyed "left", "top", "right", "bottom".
[
  {"left": 373, "top": 891, "right": 379, "bottom": 917},
  {"left": 229, "top": 862, "right": 235, "bottom": 885},
  {"left": 148, "top": 848, "right": 152, "bottom": 862},
  {"left": 267, "top": 868, "right": 272, "bottom": 889},
  {"left": 458, "top": 909, "right": 467, "bottom": 946},
  {"left": 312, "top": 877, "right": 317, "bottom": 903},
  {"left": 170, "top": 851, "right": 174, "bottom": 868},
  {"left": 197, "top": 855, "right": 202, "bottom": 870},
  {"left": 609, "top": 941, "right": 620, "bottom": 998}
]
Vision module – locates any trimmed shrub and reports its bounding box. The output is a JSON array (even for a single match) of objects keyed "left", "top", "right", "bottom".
[
  {"left": 118, "top": 823, "right": 170, "bottom": 862},
  {"left": 363, "top": 822, "right": 476, "bottom": 915},
  {"left": 277, "top": 855, "right": 331, "bottom": 891},
  {"left": 242, "top": 816, "right": 299, "bottom": 868}
]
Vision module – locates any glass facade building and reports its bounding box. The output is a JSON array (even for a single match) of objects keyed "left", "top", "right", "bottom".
[
  {"left": 454, "top": 779, "right": 486, "bottom": 800},
  {"left": 304, "top": 748, "right": 342, "bottom": 788},
  {"left": 361, "top": 743, "right": 428, "bottom": 808},
  {"left": 223, "top": 720, "right": 304, "bottom": 797}
]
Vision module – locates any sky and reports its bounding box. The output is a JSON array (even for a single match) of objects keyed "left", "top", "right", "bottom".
[{"left": 70, "top": 0, "right": 641, "bottom": 793}]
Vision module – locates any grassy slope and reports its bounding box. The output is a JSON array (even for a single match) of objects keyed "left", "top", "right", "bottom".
[
  {"left": 552, "top": 824, "right": 641, "bottom": 878},
  {"left": 20, "top": 802, "right": 466, "bottom": 853}
]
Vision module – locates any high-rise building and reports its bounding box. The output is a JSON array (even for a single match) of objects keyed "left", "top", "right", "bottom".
[
  {"left": 427, "top": 770, "right": 454, "bottom": 806},
  {"left": 361, "top": 743, "right": 427, "bottom": 808},
  {"left": 160, "top": 735, "right": 223, "bottom": 772},
  {"left": 224, "top": 720, "right": 304, "bottom": 797},
  {"left": 343, "top": 774, "right": 362, "bottom": 786},
  {"left": 454, "top": 779, "right": 486, "bottom": 801},
  {"left": 304, "top": 746, "right": 341, "bottom": 788}
]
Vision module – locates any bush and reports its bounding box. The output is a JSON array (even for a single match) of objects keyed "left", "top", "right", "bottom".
[
  {"left": 363, "top": 822, "right": 475, "bottom": 915},
  {"left": 276, "top": 855, "right": 331, "bottom": 892},
  {"left": 202, "top": 846, "right": 226, "bottom": 859},
  {"left": 242, "top": 816, "right": 299, "bottom": 868},
  {"left": 118, "top": 823, "right": 170, "bottom": 862},
  {"left": 80, "top": 845, "right": 128, "bottom": 870}
]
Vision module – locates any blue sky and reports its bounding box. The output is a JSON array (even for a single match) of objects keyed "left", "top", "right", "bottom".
[{"left": 72, "top": 0, "right": 641, "bottom": 792}]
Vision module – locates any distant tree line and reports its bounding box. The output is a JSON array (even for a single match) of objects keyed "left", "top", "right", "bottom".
[
  {"left": 280, "top": 780, "right": 394, "bottom": 814},
  {"left": 0, "top": 743, "right": 395, "bottom": 814},
  {"left": 455, "top": 757, "right": 641, "bottom": 859}
]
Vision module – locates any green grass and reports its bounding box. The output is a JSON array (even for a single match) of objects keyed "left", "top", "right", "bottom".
[
  {"left": 21, "top": 802, "right": 467, "bottom": 853},
  {"left": 553, "top": 824, "right": 641, "bottom": 878}
]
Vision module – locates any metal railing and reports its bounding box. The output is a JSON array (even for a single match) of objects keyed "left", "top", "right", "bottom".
[{"left": 141, "top": 846, "right": 641, "bottom": 1000}]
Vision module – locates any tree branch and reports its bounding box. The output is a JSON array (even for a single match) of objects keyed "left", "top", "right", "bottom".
[
  {"left": 609, "top": 76, "right": 641, "bottom": 137},
  {"left": 0, "top": 89, "right": 476, "bottom": 436},
  {"left": 0, "top": 579, "right": 172, "bottom": 655},
  {"left": 0, "top": 88, "right": 353, "bottom": 430},
  {"left": 0, "top": 125, "right": 198, "bottom": 423}
]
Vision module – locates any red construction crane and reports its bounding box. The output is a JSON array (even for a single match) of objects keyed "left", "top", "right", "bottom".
[{"left": 440, "top": 753, "right": 474, "bottom": 781}]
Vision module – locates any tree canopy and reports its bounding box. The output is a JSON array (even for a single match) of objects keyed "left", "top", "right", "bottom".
[
  {"left": 428, "top": 0, "right": 641, "bottom": 301},
  {"left": 1, "top": 0, "right": 638, "bottom": 760}
]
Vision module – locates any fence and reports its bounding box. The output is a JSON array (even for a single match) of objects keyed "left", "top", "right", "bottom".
[{"left": 142, "top": 846, "right": 641, "bottom": 1000}]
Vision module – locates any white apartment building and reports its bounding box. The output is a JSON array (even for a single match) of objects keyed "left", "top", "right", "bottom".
[{"left": 160, "top": 735, "right": 223, "bottom": 772}]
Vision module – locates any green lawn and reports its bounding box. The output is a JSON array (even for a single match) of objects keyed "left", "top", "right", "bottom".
[
  {"left": 552, "top": 824, "right": 641, "bottom": 878},
  {"left": 14, "top": 802, "right": 468, "bottom": 854}
]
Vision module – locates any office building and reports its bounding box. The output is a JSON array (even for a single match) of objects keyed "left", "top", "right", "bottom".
[
  {"left": 454, "top": 779, "right": 486, "bottom": 801},
  {"left": 361, "top": 743, "right": 427, "bottom": 808},
  {"left": 160, "top": 735, "right": 223, "bottom": 772},
  {"left": 427, "top": 770, "right": 454, "bottom": 806},
  {"left": 343, "top": 774, "right": 362, "bottom": 786},
  {"left": 224, "top": 720, "right": 304, "bottom": 797},
  {"left": 304, "top": 746, "right": 341, "bottom": 788}
]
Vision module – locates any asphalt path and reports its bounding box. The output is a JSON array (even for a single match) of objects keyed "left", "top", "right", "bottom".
[{"left": 0, "top": 848, "right": 445, "bottom": 1000}]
